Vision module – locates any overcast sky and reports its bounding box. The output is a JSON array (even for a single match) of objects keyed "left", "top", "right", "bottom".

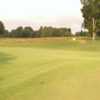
[{"left": 0, "top": 0, "right": 83, "bottom": 33}]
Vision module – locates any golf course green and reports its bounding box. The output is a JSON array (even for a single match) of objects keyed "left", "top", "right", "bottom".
[{"left": 0, "top": 38, "right": 100, "bottom": 100}]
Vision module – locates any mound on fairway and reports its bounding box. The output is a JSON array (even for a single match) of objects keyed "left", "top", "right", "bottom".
[{"left": 0, "top": 38, "right": 100, "bottom": 100}]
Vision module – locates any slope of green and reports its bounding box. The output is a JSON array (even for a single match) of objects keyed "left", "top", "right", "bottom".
[{"left": 0, "top": 38, "right": 100, "bottom": 100}]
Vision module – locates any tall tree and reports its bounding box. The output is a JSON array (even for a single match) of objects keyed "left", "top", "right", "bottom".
[
  {"left": 81, "top": 0, "right": 100, "bottom": 40},
  {"left": 0, "top": 21, "right": 5, "bottom": 35}
]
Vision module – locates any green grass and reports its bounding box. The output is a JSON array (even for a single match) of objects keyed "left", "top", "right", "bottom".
[{"left": 0, "top": 38, "right": 100, "bottom": 100}]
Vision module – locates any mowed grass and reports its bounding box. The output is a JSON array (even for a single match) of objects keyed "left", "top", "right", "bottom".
[{"left": 0, "top": 38, "right": 100, "bottom": 100}]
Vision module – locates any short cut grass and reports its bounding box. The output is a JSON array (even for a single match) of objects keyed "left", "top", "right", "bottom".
[{"left": 0, "top": 38, "right": 100, "bottom": 100}]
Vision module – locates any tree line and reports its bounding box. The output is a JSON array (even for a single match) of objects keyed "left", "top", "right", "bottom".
[{"left": 0, "top": 21, "right": 72, "bottom": 38}]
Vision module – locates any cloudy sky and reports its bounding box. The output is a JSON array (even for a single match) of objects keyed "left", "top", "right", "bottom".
[{"left": 0, "top": 0, "right": 83, "bottom": 33}]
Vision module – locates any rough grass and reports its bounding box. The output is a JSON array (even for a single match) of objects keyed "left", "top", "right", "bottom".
[{"left": 0, "top": 38, "right": 100, "bottom": 100}]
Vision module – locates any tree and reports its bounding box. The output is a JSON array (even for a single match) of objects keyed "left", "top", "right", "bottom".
[
  {"left": 0, "top": 21, "right": 5, "bottom": 35},
  {"left": 23, "top": 27, "right": 34, "bottom": 37},
  {"left": 81, "top": 0, "right": 100, "bottom": 40},
  {"left": 10, "top": 26, "right": 24, "bottom": 37},
  {"left": 39, "top": 26, "right": 72, "bottom": 37},
  {"left": 10, "top": 26, "right": 34, "bottom": 37}
]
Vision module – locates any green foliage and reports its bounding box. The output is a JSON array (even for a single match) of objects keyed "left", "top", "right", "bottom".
[
  {"left": 76, "top": 31, "right": 89, "bottom": 36},
  {"left": 39, "top": 26, "right": 71, "bottom": 37},
  {"left": 0, "top": 20, "right": 72, "bottom": 38},
  {"left": 81, "top": 0, "right": 100, "bottom": 36},
  {"left": 0, "top": 21, "right": 5, "bottom": 35},
  {"left": 0, "top": 21, "right": 72, "bottom": 38},
  {"left": 23, "top": 27, "right": 34, "bottom": 37},
  {"left": 10, "top": 26, "right": 34, "bottom": 37}
]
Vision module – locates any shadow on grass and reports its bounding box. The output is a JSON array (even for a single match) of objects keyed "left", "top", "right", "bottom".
[{"left": 0, "top": 52, "right": 15, "bottom": 64}]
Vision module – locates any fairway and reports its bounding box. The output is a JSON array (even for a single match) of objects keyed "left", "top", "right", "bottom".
[{"left": 0, "top": 38, "right": 100, "bottom": 100}]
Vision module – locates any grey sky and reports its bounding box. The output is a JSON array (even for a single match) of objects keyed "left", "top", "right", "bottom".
[{"left": 0, "top": 0, "right": 83, "bottom": 33}]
